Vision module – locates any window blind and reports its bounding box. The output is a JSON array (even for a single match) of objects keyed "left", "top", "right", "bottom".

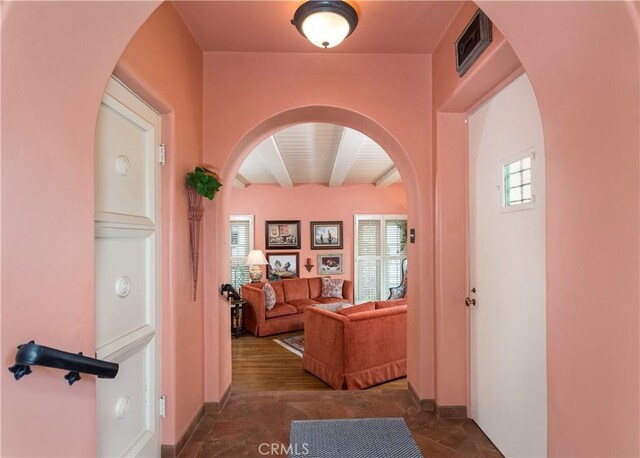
[
  {"left": 354, "top": 215, "right": 407, "bottom": 303},
  {"left": 356, "top": 218, "right": 382, "bottom": 301},
  {"left": 384, "top": 219, "right": 407, "bottom": 293},
  {"left": 229, "top": 216, "right": 253, "bottom": 289}
]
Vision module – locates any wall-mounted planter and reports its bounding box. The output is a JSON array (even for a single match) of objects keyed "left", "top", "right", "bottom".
[
  {"left": 187, "top": 187, "right": 204, "bottom": 301},
  {"left": 186, "top": 166, "right": 222, "bottom": 300}
]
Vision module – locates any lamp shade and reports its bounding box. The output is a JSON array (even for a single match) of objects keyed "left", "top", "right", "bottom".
[
  {"left": 292, "top": 1, "right": 359, "bottom": 49},
  {"left": 245, "top": 249, "right": 268, "bottom": 266}
]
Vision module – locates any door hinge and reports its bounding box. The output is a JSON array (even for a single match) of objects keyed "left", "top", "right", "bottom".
[
  {"left": 159, "top": 143, "right": 166, "bottom": 166},
  {"left": 159, "top": 395, "right": 166, "bottom": 418}
]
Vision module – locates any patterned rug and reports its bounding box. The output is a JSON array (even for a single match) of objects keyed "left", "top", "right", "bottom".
[
  {"left": 289, "top": 418, "right": 423, "bottom": 458},
  {"left": 273, "top": 334, "right": 304, "bottom": 357}
]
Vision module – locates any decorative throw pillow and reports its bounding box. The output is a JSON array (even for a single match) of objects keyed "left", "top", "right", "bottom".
[
  {"left": 263, "top": 282, "right": 276, "bottom": 311},
  {"left": 321, "top": 277, "right": 344, "bottom": 299}
]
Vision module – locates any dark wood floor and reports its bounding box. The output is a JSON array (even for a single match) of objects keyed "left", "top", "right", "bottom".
[{"left": 231, "top": 331, "right": 407, "bottom": 392}]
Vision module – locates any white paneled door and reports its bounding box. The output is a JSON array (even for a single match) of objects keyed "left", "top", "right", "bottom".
[
  {"left": 95, "top": 77, "right": 162, "bottom": 457},
  {"left": 468, "top": 74, "right": 547, "bottom": 457}
]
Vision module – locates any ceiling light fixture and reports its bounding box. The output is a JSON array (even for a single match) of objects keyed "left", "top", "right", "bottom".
[{"left": 291, "top": 1, "right": 359, "bottom": 49}]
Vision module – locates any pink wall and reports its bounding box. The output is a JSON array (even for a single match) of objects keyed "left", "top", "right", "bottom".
[
  {"left": 1, "top": 2, "right": 638, "bottom": 456},
  {"left": 432, "top": 2, "right": 639, "bottom": 456},
  {"left": 230, "top": 183, "right": 407, "bottom": 281},
  {"left": 202, "top": 52, "right": 435, "bottom": 405},
  {"left": 114, "top": 3, "right": 204, "bottom": 445},
  {"left": 0, "top": 2, "right": 160, "bottom": 456},
  {"left": 476, "top": 3, "right": 639, "bottom": 455}
]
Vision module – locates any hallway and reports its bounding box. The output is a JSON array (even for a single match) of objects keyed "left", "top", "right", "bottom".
[{"left": 178, "top": 391, "right": 500, "bottom": 457}]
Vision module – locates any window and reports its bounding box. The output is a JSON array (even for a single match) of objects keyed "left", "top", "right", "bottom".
[
  {"left": 229, "top": 215, "right": 253, "bottom": 289},
  {"left": 354, "top": 215, "right": 407, "bottom": 303},
  {"left": 503, "top": 155, "right": 533, "bottom": 207}
]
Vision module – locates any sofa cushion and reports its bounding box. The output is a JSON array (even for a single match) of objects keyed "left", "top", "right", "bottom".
[
  {"left": 375, "top": 299, "right": 408, "bottom": 309},
  {"left": 308, "top": 277, "right": 322, "bottom": 298},
  {"left": 266, "top": 302, "right": 298, "bottom": 319},
  {"left": 321, "top": 277, "right": 344, "bottom": 298},
  {"left": 287, "top": 298, "right": 320, "bottom": 313},
  {"left": 314, "top": 297, "right": 345, "bottom": 305},
  {"left": 263, "top": 282, "right": 276, "bottom": 310},
  {"left": 283, "top": 278, "right": 310, "bottom": 302},
  {"left": 270, "top": 281, "right": 285, "bottom": 303}
]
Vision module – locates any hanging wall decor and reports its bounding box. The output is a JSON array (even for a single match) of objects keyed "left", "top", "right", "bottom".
[{"left": 186, "top": 166, "right": 222, "bottom": 300}]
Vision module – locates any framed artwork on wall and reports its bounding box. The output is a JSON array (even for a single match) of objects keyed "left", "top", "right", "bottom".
[
  {"left": 310, "top": 221, "right": 343, "bottom": 250},
  {"left": 318, "top": 253, "right": 343, "bottom": 275},
  {"left": 265, "top": 220, "right": 301, "bottom": 249},
  {"left": 267, "top": 252, "right": 299, "bottom": 280}
]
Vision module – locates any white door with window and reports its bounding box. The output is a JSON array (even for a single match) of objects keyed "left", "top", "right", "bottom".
[
  {"left": 468, "top": 73, "right": 547, "bottom": 457},
  {"left": 95, "top": 77, "right": 162, "bottom": 457},
  {"left": 354, "top": 215, "right": 407, "bottom": 303}
]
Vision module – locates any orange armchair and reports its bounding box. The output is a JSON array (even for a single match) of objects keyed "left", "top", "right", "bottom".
[{"left": 303, "top": 300, "right": 407, "bottom": 389}]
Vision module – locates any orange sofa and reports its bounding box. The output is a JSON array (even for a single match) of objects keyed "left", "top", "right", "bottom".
[
  {"left": 241, "top": 278, "right": 354, "bottom": 337},
  {"left": 303, "top": 299, "right": 407, "bottom": 389}
]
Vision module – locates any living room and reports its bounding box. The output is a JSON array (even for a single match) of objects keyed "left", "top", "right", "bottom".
[{"left": 226, "top": 122, "right": 410, "bottom": 392}]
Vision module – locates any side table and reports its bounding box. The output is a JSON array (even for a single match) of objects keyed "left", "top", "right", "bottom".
[{"left": 230, "top": 299, "right": 246, "bottom": 339}]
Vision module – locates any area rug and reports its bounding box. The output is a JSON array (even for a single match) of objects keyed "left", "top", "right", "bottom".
[
  {"left": 289, "top": 417, "right": 423, "bottom": 458},
  {"left": 273, "top": 334, "right": 304, "bottom": 357}
]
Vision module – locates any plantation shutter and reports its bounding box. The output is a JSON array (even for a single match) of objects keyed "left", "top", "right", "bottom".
[
  {"left": 355, "top": 218, "right": 382, "bottom": 302},
  {"left": 230, "top": 216, "right": 253, "bottom": 289},
  {"left": 354, "top": 215, "right": 407, "bottom": 303},
  {"left": 384, "top": 219, "right": 407, "bottom": 294}
]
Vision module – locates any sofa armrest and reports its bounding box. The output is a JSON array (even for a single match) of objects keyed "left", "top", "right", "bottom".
[
  {"left": 303, "top": 307, "right": 348, "bottom": 372},
  {"left": 241, "top": 284, "right": 266, "bottom": 335},
  {"left": 344, "top": 306, "right": 407, "bottom": 373},
  {"left": 342, "top": 280, "right": 354, "bottom": 304},
  {"left": 337, "top": 301, "right": 375, "bottom": 317}
]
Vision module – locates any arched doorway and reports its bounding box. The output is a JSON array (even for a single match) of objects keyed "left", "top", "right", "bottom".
[
  {"left": 204, "top": 105, "right": 427, "bottom": 400},
  {"left": 219, "top": 120, "right": 410, "bottom": 392}
]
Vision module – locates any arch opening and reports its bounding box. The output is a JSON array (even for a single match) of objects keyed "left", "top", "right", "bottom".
[{"left": 206, "top": 105, "right": 427, "bottom": 397}]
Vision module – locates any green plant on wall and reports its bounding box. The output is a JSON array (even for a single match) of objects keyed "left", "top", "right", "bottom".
[{"left": 186, "top": 166, "right": 222, "bottom": 200}]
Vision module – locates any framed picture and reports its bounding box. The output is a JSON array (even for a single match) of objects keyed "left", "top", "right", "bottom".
[
  {"left": 318, "top": 254, "right": 343, "bottom": 275},
  {"left": 265, "top": 220, "right": 301, "bottom": 249},
  {"left": 310, "top": 221, "right": 343, "bottom": 250},
  {"left": 455, "top": 10, "right": 492, "bottom": 77},
  {"left": 267, "top": 252, "right": 299, "bottom": 280}
]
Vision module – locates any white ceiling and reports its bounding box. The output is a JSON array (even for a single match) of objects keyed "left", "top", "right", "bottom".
[{"left": 235, "top": 123, "right": 402, "bottom": 188}]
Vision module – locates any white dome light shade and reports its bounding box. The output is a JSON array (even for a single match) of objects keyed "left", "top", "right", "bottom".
[
  {"left": 302, "top": 11, "right": 351, "bottom": 48},
  {"left": 292, "top": 1, "right": 359, "bottom": 49}
]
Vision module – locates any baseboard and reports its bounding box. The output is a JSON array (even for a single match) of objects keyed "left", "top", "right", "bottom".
[
  {"left": 204, "top": 383, "right": 232, "bottom": 414},
  {"left": 436, "top": 404, "right": 468, "bottom": 418},
  {"left": 160, "top": 404, "right": 205, "bottom": 458},
  {"left": 407, "top": 381, "right": 435, "bottom": 412}
]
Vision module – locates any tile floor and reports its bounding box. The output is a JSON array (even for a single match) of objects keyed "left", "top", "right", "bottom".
[{"left": 178, "top": 390, "right": 502, "bottom": 457}]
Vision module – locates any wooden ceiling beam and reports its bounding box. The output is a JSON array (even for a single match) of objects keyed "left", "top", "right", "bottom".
[
  {"left": 375, "top": 166, "right": 401, "bottom": 188},
  {"left": 254, "top": 136, "right": 294, "bottom": 187},
  {"left": 328, "top": 128, "right": 365, "bottom": 187}
]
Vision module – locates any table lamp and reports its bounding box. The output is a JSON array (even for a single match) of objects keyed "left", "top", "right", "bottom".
[{"left": 245, "top": 249, "right": 268, "bottom": 283}]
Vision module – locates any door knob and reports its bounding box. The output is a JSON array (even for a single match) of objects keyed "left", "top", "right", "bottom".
[{"left": 465, "top": 297, "right": 476, "bottom": 307}]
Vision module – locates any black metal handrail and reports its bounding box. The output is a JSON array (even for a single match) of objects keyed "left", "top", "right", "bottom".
[{"left": 8, "top": 340, "right": 119, "bottom": 386}]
